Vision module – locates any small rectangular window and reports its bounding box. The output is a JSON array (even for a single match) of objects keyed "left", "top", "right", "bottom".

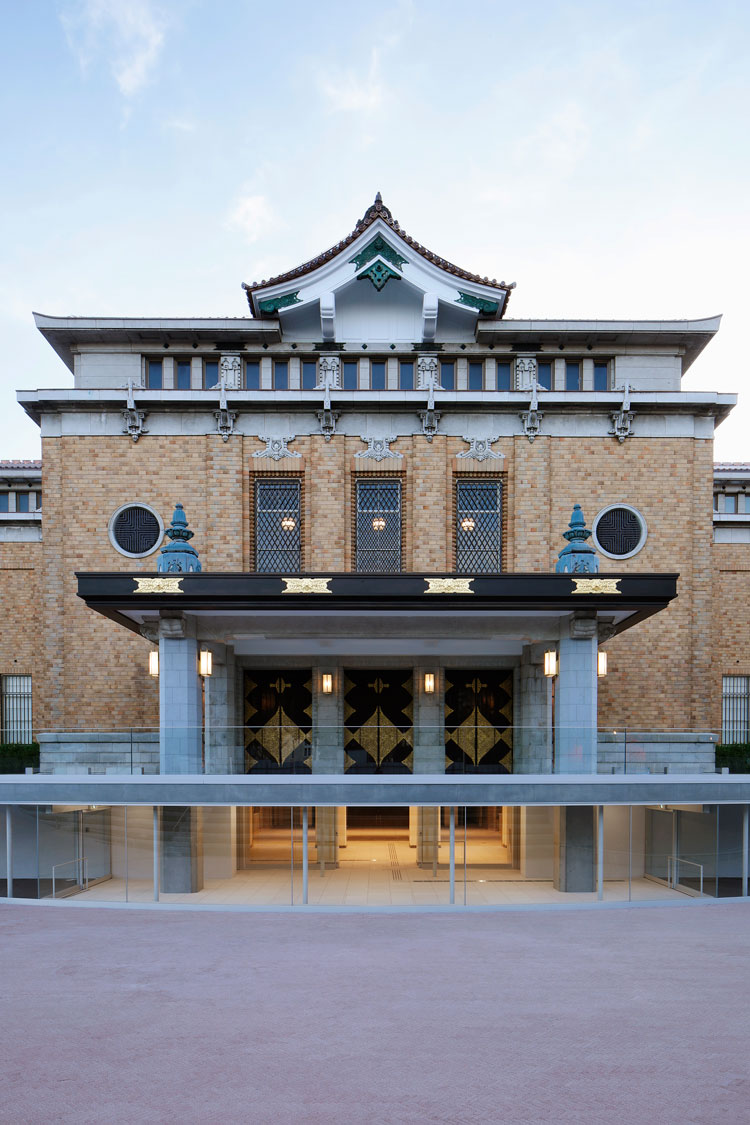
[
  {"left": 537, "top": 362, "right": 552, "bottom": 390},
  {"left": 146, "top": 359, "right": 163, "bottom": 389},
  {"left": 722, "top": 675, "right": 750, "bottom": 743},
  {"left": 565, "top": 361, "right": 581, "bottom": 391},
  {"left": 356, "top": 480, "right": 401, "bottom": 573},
  {"left": 274, "top": 361, "right": 289, "bottom": 390},
  {"left": 204, "top": 360, "right": 219, "bottom": 389},
  {"left": 16, "top": 493, "right": 30, "bottom": 513},
  {"left": 468, "top": 362, "right": 483, "bottom": 391},
  {"left": 1, "top": 674, "right": 32, "bottom": 743},
  {"left": 593, "top": 362, "right": 608, "bottom": 392},
  {"left": 245, "top": 361, "right": 260, "bottom": 390},
  {"left": 176, "top": 361, "right": 191, "bottom": 390},
  {"left": 740, "top": 495, "right": 750, "bottom": 514},
  {"left": 456, "top": 480, "right": 502, "bottom": 573},
  {"left": 724, "top": 495, "right": 737, "bottom": 514},
  {"left": 441, "top": 362, "right": 455, "bottom": 390},
  {"left": 343, "top": 361, "right": 358, "bottom": 390},
  {"left": 496, "top": 362, "right": 511, "bottom": 391},
  {"left": 0, "top": 494, "right": 8, "bottom": 513},
  {"left": 255, "top": 480, "right": 301, "bottom": 573},
  {"left": 371, "top": 361, "right": 386, "bottom": 391},
  {"left": 302, "top": 361, "right": 317, "bottom": 390},
  {"left": 399, "top": 361, "right": 414, "bottom": 390}
]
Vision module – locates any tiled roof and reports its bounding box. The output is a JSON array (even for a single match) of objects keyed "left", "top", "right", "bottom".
[
  {"left": 714, "top": 462, "right": 750, "bottom": 471},
  {"left": 0, "top": 459, "right": 41, "bottom": 470},
  {"left": 242, "top": 194, "right": 514, "bottom": 313}
]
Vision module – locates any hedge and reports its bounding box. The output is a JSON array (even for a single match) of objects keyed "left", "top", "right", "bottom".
[
  {"left": 0, "top": 742, "right": 40, "bottom": 773},
  {"left": 715, "top": 743, "right": 750, "bottom": 773}
]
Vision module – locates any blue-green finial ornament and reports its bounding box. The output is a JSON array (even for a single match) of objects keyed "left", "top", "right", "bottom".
[
  {"left": 555, "top": 504, "right": 599, "bottom": 574},
  {"left": 157, "top": 503, "right": 202, "bottom": 573}
]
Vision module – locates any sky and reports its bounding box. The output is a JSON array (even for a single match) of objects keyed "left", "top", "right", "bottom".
[{"left": 1, "top": 0, "right": 748, "bottom": 459}]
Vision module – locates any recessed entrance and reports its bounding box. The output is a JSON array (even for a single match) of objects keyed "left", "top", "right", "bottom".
[{"left": 347, "top": 807, "right": 409, "bottom": 830}]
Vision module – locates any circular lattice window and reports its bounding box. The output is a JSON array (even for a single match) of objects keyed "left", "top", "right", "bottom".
[
  {"left": 593, "top": 504, "right": 647, "bottom": 560},
  {"left": 108, "top": 503, "right": 163, "bottom": 558}
]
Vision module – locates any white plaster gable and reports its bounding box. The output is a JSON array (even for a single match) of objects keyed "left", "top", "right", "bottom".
[{"left": 254, "top": 218, "right": 504, "bottom": 345}]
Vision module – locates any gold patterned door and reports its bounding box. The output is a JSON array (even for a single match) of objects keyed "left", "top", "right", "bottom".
[
  {"left": 244, "top": 669, "right": 312, "bottom": 773},
  {"left": 444, "top": 669, "right": 512, "bottom": 773},
  {"left": 344, "top": 669, "right": 413, "bottom": 773}
]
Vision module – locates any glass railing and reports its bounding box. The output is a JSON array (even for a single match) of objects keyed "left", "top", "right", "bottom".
[{"left": 8, "top": 725, "right": 723, "bottom": 776}]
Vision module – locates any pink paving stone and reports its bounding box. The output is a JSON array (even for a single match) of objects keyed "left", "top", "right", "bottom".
[{"left": 1, "top": 902, "right": 750, "bottom": 1124}]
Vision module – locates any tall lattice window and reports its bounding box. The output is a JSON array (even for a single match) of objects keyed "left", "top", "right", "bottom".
[
  {"left": 722, "top": 676, "right": 750, "bottom": 743},
  {"left": 255, "top": 480, "right": 301, "bottom": 573},
  {"left": 455, "top": 480, "right": 502, "bottom": 573},
  {"left": 1, "top": 675, "right": 32, "bottom": 743},
  {"left": 356, "top": 480, "right": 401, "bottom": 572}
]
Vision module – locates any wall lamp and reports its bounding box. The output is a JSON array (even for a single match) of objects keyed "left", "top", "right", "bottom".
[
  {"left": 148, "top": 650, "right": 159, "bottom": 678},
  {"left": 322, "top": 673, "right": 333, "bottom": 694},
  {"left": 424, "top": 673, "right": 436, "bottom": 694},
  {"left": 597, "top": 651, "right": 608, "bottom": 677},
  {"left": 199, "top": 649, "right": 213, "bottom": 677},
  {"left": 544, "top": 650, "right": 558, "bottom": 678}
]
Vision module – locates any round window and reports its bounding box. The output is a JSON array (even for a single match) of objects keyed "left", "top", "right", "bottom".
[
  {"left": 108, "top": 503, "right": 163, "bottom": 558},
  {"left": 593, "top": 504, "right": 647, "bottom": 560}
]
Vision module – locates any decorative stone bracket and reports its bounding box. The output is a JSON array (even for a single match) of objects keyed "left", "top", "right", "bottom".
[
  {"left": 214, "top": 376, "right": 237, "bottom": 442},
  {"left": 253, "top": 435, "right": 301, "bottom": 461},
  {"left": 519, "top": 379, "right": 543, "bottom": 442},
  {"left": 417, "top": 355, "right": 441, "bottom": 443},
  {"left": 356, "top": 435, "right": 402, "bottom": 461},
  {"left": 610, "top": 382, "right": 635, "bottom": 442},
  {"left": 316, "top": 356, "right": 341, "bottom": 441},
  {"left": 122, "top": 380, "right": 148, "bottom": 442},
  {"left": 457, "top": 435, "right": 504, "bottom": 461},
  {"left": 219, "top": 354, "right": 242, "bottom": 389}
]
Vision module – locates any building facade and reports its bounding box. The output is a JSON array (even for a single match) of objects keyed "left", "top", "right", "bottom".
[{"left": 1, "top": 195, "right": 749, "bottom": 907}]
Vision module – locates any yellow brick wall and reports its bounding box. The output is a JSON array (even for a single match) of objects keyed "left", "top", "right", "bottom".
[
  {"left": 711, "top": 542, "right": 750, "bottom": 735},
  {"left": 0, "top": 430, "right": 728, "bottom": 735},
  {"left": 0, "top": 539, "right": 42, "bottom": 734}
]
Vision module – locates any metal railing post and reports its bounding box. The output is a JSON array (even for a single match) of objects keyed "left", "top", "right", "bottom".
[
  {"left": 449, "top": 806, "right": 455, "bottom": 905},
  {"left": 153, "top": 806, "right": 159, "bottom": 902},
  {"left": 597, "top": 805, "right": 604, "bottom": 901},
  {"left": 5, "top": 806, "right": 13, "bottom": 899},
  {"left": 302, "top": 806, "right": 309, "bottom": 905},
  {"left": 743, "top": 805, "right": 749, "bottom": 899}
]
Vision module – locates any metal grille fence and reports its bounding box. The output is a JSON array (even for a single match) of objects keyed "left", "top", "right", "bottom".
[
  {"left": 112, "top": 506, "right": 161, "bottom": 554},
  {"left": 722, "top": 675, "right": 750, "bottom": 743},
  {"left": 1, "top": 674, "right": 32, "bottom": 742},
  {"left": 456, "top": 481, "right": 502, "bottom": 573},
  {"left": 595, "top": 507, "right": 642, "bottom": 556},
  {"left": 256, "top": 480, "right": 301, "bottom": 572},
  {"left": 356, "top": 480, "right": 401, "bottom": 572}
]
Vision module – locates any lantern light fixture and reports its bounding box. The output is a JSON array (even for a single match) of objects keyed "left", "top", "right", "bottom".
[
  {"left": 598, "top": 651, "right": 608, "bottom": 677},
  {"left": 281, "top": 515, "right": 296, "bottom": 531},
  {"left": 322, "top": 673, "right": 333, "bottom": 694},
  {"left": 199, "top": 649, "right": 213, "bottom": 677},
  {"left": 148, "top": 650, "right": 159, "bottom": 678},
  {"left": 424, "top": 673, "right": 435, "bottom": 694},
  {"left": 372, "top": 516, "right": 386, "bottom": 531},
  {"left": 460, "top": 517, "right": 475, "bottom": 532},
  {"left": 544, "top": 650, "right": 558, "bottom": 678}
]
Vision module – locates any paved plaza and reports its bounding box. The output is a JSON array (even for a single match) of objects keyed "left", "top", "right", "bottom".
[{"left": 1, "top": 901, "right": 749, "bottom": 1123}]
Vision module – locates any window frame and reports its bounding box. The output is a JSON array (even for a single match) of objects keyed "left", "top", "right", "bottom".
[
  {"left": 592, "top": 503, "right": 648, "bottom": 560},
  {"left": 175, "top": 359, "right": 192, "bottom": 391},
  {"left": 354, "top": 477, "right": 403, "bottom": 574},
  {"left": 253, "top": 477, "right": 302, "bottom": 573},
  {"left": 1, "top": 674, "right": 32, "bottom": 743},
  {"left": 145, "top": 358, "right": 163, "bottom": 390},
  {"left": 722, "top": 675, "right": 750, "bottom": 743},
  {"left": 453, "top": 473, "right": 505, "bottom": 574},
  {"left": 108, "top": 502, "right": 164, "bottom": 559}
]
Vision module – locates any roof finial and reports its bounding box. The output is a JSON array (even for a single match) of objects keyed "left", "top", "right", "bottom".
[
  {"left": 555, "top": 504, "right": 599, "bottom": 574},
  {"left": 375, "top": 191, "right": 382, "bottom": 203},
  {"left": 157, "top": 503, "right": 202, "bottom": 573}
]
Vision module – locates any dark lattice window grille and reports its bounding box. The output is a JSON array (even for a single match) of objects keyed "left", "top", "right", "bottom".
[
  {"left": 356, "top": 480, "right": 401, "bottom": 572},
  {"left": 256, "top": 480, "right": 301, "bottom": 572},
  {"left": 722, "top": 676, "right": 750, "bottom": 743},
  {"left": 1, "top": 674, "right": 32, "bottom": 743},
  {"left": 456, "top": 480, "right": 502, "bottom": 573},
  {"left": 112, "top": 506, "right": 161, "bottom": 555},
  {"left": 594, "top": 507, "right": 644, "bottom": 557}
]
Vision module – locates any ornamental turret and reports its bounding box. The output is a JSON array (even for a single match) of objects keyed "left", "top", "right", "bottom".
[
  {"left": 555, "top": 504, "right": 599, "bottom": 574},
  {"left": 157, "top": 503, "right": 202, "bottom": 573}
]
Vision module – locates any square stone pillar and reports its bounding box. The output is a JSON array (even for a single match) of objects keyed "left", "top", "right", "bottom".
[
  {"left": 204, "top": 644, "right": 243, "bottom": 774},
  {"left": 313, "top": 666, "right": 344, "bottom": 773},
  {"left": 315, "top": 807, "right": 339, "bottom": 867},
  {"left": 555, "top": 613, "right": 598, "bottom": 774},
  {"left": 160, "top": 806, "right": 203, "bottom": 893},
  {"left": 553, "top": 806, "right": 596, "bottom": 892},
  {"left": 158, "top": 615, "right": 202, "bottom": 774},
  {"left": 514, "top": 644, "right": 553, "bottom": 773},
  {"left": 417, "top": 807, "right": 440, "bottom": 867},
  {"left": 413, "top": 666, "right": 444, "bottom": 774}
]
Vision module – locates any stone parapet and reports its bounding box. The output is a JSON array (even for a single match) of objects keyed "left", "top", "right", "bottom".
[
  {"left": 597, "top": 731, "right": 717, "bottom": 774},
  {"left": 38, "top": 732, "right": 159, "bottom": 775}
]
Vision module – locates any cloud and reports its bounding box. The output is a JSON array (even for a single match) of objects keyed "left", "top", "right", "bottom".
[
  {"left": 226, "top": 194, "right": 280, "bottom": 244},
  {"left": 61, "top": 0, "right": 167, "bottom": 97},
  {"left": 318, "top": 47, "right": 385, "bottom": 113}
]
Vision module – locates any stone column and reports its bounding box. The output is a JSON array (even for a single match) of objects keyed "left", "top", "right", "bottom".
[
  {"left": 555, "top": 612, "right": 598, "bottom": 773},
  {"left": 413, "top": 666, "right": 444, "bottom": 774},
  {"left": 417, "top": 807, "right": 440, "bottom": 867},
  {"left": 514, "top": 644, "right": 552, "bottom": 773},
  {"left": 158, "top": 615, "right": 202, "bottom": 774},
  {"left": 312, "top": 666, "right": 344, "bottom": 773},
  {"left": 553, "top": 806, "right": 596, "bottom": 892},
  {"left": 160, "top": 806, "right": 203, "bottom": 893},
  {"left": 204, "top": 644, "right": 243, "bottom": 774},
  {"left": 315, "top": 807, "right": 338, "bottom": 867}
]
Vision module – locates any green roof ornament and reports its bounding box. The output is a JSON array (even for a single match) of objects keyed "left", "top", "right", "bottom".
[
  {"left": 157, "top": 503, "right": 202, "bottom": 573},
  {"left": 555, "top": 504, "right": 599, "bottom": 574}
]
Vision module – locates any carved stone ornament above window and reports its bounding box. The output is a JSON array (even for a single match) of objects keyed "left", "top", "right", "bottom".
[
  {"left": 416, "top": 355, "right": 440, "bottom": 389},
  {"left": 457, "top": 436, "right": 504, "bottom": 462},
  {"left": 253, "top": 435, "right": 302, "bottom": 461},
  {"left": 220, "top": 354, "right": 242, "bottom": 389},
  {"left": 515, "top": 356, "right": 537, "bottom": 390},
  {"left": 356, "top": 435, "right": 402, "bottom": 462},
  {"left": 316, "top": 355, "right": 341, "bottom": 390}
]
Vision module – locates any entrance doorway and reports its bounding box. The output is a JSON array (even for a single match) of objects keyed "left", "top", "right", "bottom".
[{"left": 346, "top": 807, "right": 409, "bottom": 831}]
